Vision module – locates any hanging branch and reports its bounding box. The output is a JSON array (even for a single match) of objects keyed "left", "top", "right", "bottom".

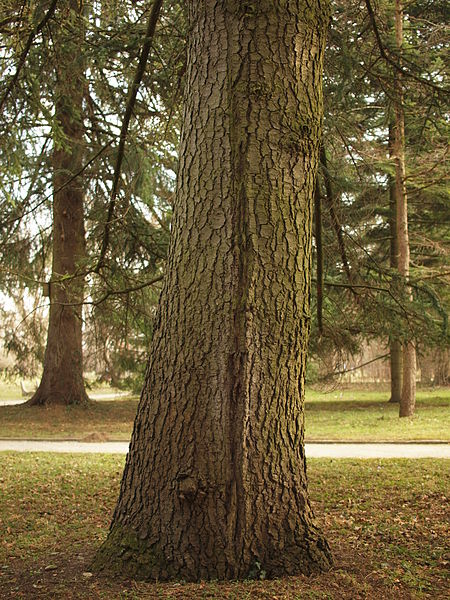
[
  {"left": 2, "top": 140, "right": 113, "bottom": 228},
  {"left": 95, "top": 0, "right": 164, "bottom": 273},
  {"left": 0, "top": 0, "right": 59, "bottom": 113},
  {"left": 314, "top": 178, "right": 324, "bottom": 335},
  {"left": 322, "top": 352, "right": 390, "bottom": 379},
  {"left": 320, "top": 145, "right": 353, "bottom": 284}
]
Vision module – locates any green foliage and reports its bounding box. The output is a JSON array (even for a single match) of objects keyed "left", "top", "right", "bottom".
[
  {"left": 0, "top": 0, "right": 447, "bottom": 385},
  {"left": 0, "top": 1, "right": 185, "bottom": 381},
  {"left": 310, "top": 0, "right": 449, "bottom": 377}
]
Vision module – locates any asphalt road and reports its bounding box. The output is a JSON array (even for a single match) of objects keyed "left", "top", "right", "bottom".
[{"left": 0, "top": 440, "right": 449, "bottom": 458}]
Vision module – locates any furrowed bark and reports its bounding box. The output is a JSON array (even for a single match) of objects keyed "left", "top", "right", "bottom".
[{"left": 94, "top": 0, "right": 332, "bottom": 581}]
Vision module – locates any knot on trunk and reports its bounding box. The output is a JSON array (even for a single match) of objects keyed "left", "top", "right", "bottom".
[{"left": 177, "top": 475, "right": 197, "bottom": 500}]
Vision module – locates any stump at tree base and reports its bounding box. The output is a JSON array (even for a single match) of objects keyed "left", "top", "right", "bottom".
[
  {"left": 26, "top": 385, "right": 90, "bottom": 407},
  {"left": 93, "top": 521, "right": 332, "bottom": 582}
]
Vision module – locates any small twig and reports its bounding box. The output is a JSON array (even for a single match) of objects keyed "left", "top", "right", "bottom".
[
  {"left": 320, "top": 280, "right": 410, "bottom": 318},
  {"left": 92, "top": 275, "right": 164, "bottom": 307}
]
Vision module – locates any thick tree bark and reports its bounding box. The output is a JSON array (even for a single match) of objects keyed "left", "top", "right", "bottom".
[
  {"left": 28, "top": 0, "right": 88, "bottom": 407},
  {"left": 393, "top": 0, "right": 416, "bottom": 417},
  {"left": 94, "top": 0, "right": 332, "bottom": 581},
  {"left": 388, "top": 120, "right": 402, "bottom": 403}
]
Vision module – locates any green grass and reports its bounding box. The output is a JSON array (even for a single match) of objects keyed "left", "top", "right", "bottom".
[
  {"left": 0, "top": 383, "right": 448, "bottom": 442},
  {"left": 0, "top": 378, "right": 24, "bottom": 401},
  {"left": 305, "top": 386, "right": 450, "bottom": 441},
  {"left": 0, "top": 453, "right": 448, "bottom": 598}
]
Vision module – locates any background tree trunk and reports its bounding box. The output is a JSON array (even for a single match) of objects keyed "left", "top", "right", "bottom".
[
  {"left": 28, "top": 0, "right": 88, "bottom": 407},
  {"left": 433, "top": 348, "right": 449, "bottom": 386},
  {"left": 388, "top": 120, "right": 402, "bottom": 403},
  {"left": 394, "top": 0, "right": 416, "bottom": 417},
  {"left": 94, "top": 0, "right": 332, "bottom": 581}
]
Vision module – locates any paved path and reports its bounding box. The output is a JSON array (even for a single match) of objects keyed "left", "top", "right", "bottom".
[{"left": 0, "top": 440, "right": 449, "bottom": 458}]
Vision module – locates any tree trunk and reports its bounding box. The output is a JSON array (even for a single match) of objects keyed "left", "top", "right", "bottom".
[
  {"left": 94, "top": 0, "right": 332, "bottom": 581},
  {"left": 388, "top": 120, "right": 402, "bottom": 403},
  {"left": 389, "top": 340, "right": 403, "bottom": 402},
  {"left": 28, "top": 0, "right": 88, "bottom": 407},
  {"left": 394, "top": 0, "right": 416, "bottom": 417}
]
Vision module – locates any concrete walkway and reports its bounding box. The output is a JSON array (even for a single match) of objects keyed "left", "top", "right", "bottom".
[{"left": 0, "top": 440, "right": 449, "bottom": 458}]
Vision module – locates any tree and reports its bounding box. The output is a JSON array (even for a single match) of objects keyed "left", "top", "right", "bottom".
[
  {"left": 94, "top": 0, "right": 332, "bottom": 581},
  {"left": 0, "top": 1, "right": 183, "bottom": 393},
  {"left": 308, "top": 0, "right": 448, "bottom": 391},
  {"left": 28, "top": 0, "right": 89, "bottom": 406},
  {"left": 392, "top": 0, "right": 416, "bottom": 417}
]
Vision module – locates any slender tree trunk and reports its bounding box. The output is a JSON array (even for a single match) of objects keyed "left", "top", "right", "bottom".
[
  {"left": 394, "top": 0, "right": 416, "bottom": 417},
  {"left": 28, "top": 0, "right": 88, "bottom": 407},
  {"left": 94, "top": 0, "right": 332, "bottom": 581},
  {"left": 388, "top": 120, "right": 402, "bottom": 403}
]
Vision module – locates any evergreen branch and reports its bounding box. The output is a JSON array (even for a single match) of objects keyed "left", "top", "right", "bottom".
[
  {"left": 320, "top": 145, "right": 353, "bottom": 285},
  {"left": 2, "top": 140, "right": 113, "bottom": 227},
  {"left": 320, "top": 280, "right": 410, "bottom": 318},
  {"left": 0, "top": 0, "right": 59, "bottom": 114},
  {"left": 8, "top": 277, "right": 164, "bottom": 332},
  {"left": 95, "top": 0, "right": 164, "bottom": 274},
  {"left": 364, "top": 0, "right": 449, "bottom": 95},
  {"left": 91, "top": 275, "right": 164, "bottom": 307}
]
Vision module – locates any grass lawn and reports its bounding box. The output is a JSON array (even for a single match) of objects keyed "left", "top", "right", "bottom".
[
  {"left": 305, "top": 386, "right": 450, "bottom": 441},
  {"left": 0, "top": 384, "right": 448, "bottom": 442},
  {"left": 0, "top": 453, "right": 448, "bottom": 599}
]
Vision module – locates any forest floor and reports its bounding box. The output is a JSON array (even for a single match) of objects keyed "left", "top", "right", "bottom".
[
  {"left": 0, "top": 385, "right": 448, "bottom": 442},
  {"left": 1, "top": 453, "right": 448, "bottom": 599}
]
